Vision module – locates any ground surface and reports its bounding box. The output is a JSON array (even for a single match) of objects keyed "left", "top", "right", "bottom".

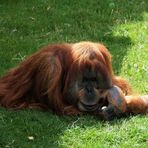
[{"left": 0, "top": 0, "right": 148, "bottom": 147}]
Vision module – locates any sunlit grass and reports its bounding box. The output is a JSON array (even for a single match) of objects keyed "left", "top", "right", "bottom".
[{"left": 0, "top": 0, "right": 147, "bottom": 147}]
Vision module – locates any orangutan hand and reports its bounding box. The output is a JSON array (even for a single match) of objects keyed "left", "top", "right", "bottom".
[{"left": 99, "top": 85, "right": 127, "bottom": 120}]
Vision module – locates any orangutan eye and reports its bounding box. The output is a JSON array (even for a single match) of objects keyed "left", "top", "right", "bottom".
[
  {"left": 83, "top": 77, "right": 97, "bottom": 82},
  {"left": 91, "top": 77, "right": 97, "bottom": 81}
]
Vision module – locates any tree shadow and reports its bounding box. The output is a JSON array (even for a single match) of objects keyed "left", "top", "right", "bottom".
[
  {"left": 1, "top": 108, "right": 140, "bottom": 147},
  {"left": 101, "top": 36, "right": 132, "bottom": 74},
  {"left": 0, "top": 0, "right": 147, "bottom": 74}
]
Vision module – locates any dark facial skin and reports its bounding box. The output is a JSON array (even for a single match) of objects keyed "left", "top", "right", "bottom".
[{"left": 67, "top": 68, "right": 112, "bottom": 112}]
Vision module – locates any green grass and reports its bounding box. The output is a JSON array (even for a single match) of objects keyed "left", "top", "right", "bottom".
[{"left": 0, "top": 0, "right": 148, "bottom": 147}]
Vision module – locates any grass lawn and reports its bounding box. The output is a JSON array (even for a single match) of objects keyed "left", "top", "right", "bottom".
[{"left": 0, "top": 0, "right": 148, "bottom": 147}]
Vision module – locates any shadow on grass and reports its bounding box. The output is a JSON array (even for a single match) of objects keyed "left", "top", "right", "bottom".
[
  {"left": 0, "top": 0, "right": 147, "bottom": 74},
  {"left": 0, "top": 108, "right": 126, "bottom": 147},
  {"left": 0, "top": 108, "right": 146, "bottom": 147}
]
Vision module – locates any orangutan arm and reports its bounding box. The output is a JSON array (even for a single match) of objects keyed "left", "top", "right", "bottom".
[{"left": 98, "top": 86, "right": 148, "bottom": 120}]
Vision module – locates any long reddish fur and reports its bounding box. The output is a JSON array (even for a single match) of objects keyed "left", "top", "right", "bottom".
[{"left": 0, "top": 42, "right": 147, "bottom": 115}]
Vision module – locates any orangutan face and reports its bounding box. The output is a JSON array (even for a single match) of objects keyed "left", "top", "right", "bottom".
[{"left": 67, "top": 67, "right": 112, "bottom": 112}]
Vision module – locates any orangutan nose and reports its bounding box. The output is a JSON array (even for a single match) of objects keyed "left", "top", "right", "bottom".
[{"left": 85, "top": 86, "right": 94, "bottom": 95}]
